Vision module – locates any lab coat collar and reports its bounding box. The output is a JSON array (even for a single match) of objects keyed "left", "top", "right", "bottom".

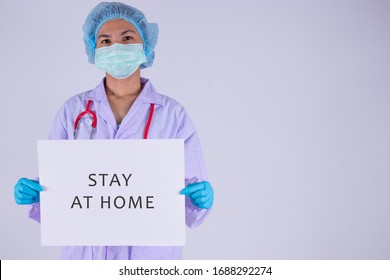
[{"left": 83, "top": 77, "right": 164, "bottom": 106}]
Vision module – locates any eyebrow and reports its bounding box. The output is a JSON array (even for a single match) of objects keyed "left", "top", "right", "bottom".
[{"left": 97, "top": 29, "right": 137, "bottom": 39}]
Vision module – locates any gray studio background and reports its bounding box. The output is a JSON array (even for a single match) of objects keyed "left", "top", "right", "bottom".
[{"left": 1, "top": 0, "right": 390, "bottom": 259}]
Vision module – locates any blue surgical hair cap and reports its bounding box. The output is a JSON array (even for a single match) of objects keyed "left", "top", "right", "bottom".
[{"left": 82, "top": 2, "right": 158, "bottom": 68}]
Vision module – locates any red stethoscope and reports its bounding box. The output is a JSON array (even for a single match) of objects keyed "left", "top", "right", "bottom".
[{"left": 73, "top": 100, "right": 155, "bottom": 139}]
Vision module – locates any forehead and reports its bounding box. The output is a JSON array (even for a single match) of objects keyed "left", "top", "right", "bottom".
[{"left": 97, "top": 19, "right": 139, "bottom": 36}]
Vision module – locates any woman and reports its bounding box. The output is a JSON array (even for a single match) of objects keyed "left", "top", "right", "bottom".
[{"left": 13, "top": 2, "right": 214, "bottom": 260}]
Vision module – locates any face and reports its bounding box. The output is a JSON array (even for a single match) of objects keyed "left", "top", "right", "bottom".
[{"left": 96, "top": 19, "right": 143, "bottom": 48}]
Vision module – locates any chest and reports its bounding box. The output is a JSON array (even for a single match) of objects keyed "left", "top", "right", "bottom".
[{"left": 70, "top": 106, "right": 178, "bottom": 140}]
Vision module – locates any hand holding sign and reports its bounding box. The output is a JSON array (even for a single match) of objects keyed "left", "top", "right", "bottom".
[
  {"left": 180, "top": 181, "right": 214, "bottom": 209},
  {"left": 14, "top": 178, "right": 43, "bottom": 205}
]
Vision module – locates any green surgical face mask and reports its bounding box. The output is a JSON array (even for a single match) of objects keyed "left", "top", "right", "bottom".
[{"left": 95, "top": 43, "right": 146, "bottom": 79}]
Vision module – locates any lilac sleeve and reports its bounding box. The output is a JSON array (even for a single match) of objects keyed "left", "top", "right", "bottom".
[
  {"left": 177, "top": 109, "right": 213, "bottom": 228},
  {"left": 28, "top": 202, "right": 41, "bottom": 223},
  {"left": 28, "top": 106, "right": 68, "bottom": 223}
]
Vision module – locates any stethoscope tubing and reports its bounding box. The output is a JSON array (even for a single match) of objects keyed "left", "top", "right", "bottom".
[{"left": 73, "top": 100, "right": 155, "bottom": 139}]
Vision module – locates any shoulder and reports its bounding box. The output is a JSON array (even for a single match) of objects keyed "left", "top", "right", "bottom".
[
  {"left": 144, "top": 80, "right": 188, "bottom": 117},
  {"left": 144, "top": 79, "right": 197, "bottom": 136},
  {"left": 153, "top": 91, "right": 193, "bottom": 127},
  {"left": 62, "top": 91, "right": 89, "bottom": 107},
  {"left": 160, "top": 94, "right": 186, "bottom": 114},
  {"left": 61, "top": 80, "right": 105, "bottom": 111}
]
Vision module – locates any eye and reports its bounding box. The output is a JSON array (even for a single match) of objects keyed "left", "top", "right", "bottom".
[
  {"left": 101, "top": 39, "right": 111, "bottom": 44},
  {"left": 123, "top": 36, "right": 133, "bottom": 41}
]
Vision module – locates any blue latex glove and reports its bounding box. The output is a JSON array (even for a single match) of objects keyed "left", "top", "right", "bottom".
[
  {"left": 180, "top": 181, "right": 214, "bottom": 209},
  {"left": 14, "top": 178, "right": 43, "bottom": 205}
]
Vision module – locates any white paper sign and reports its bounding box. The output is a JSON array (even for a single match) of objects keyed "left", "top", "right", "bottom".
[{"left": 37, "top": 139, "right": 185, "bottom": 246}]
